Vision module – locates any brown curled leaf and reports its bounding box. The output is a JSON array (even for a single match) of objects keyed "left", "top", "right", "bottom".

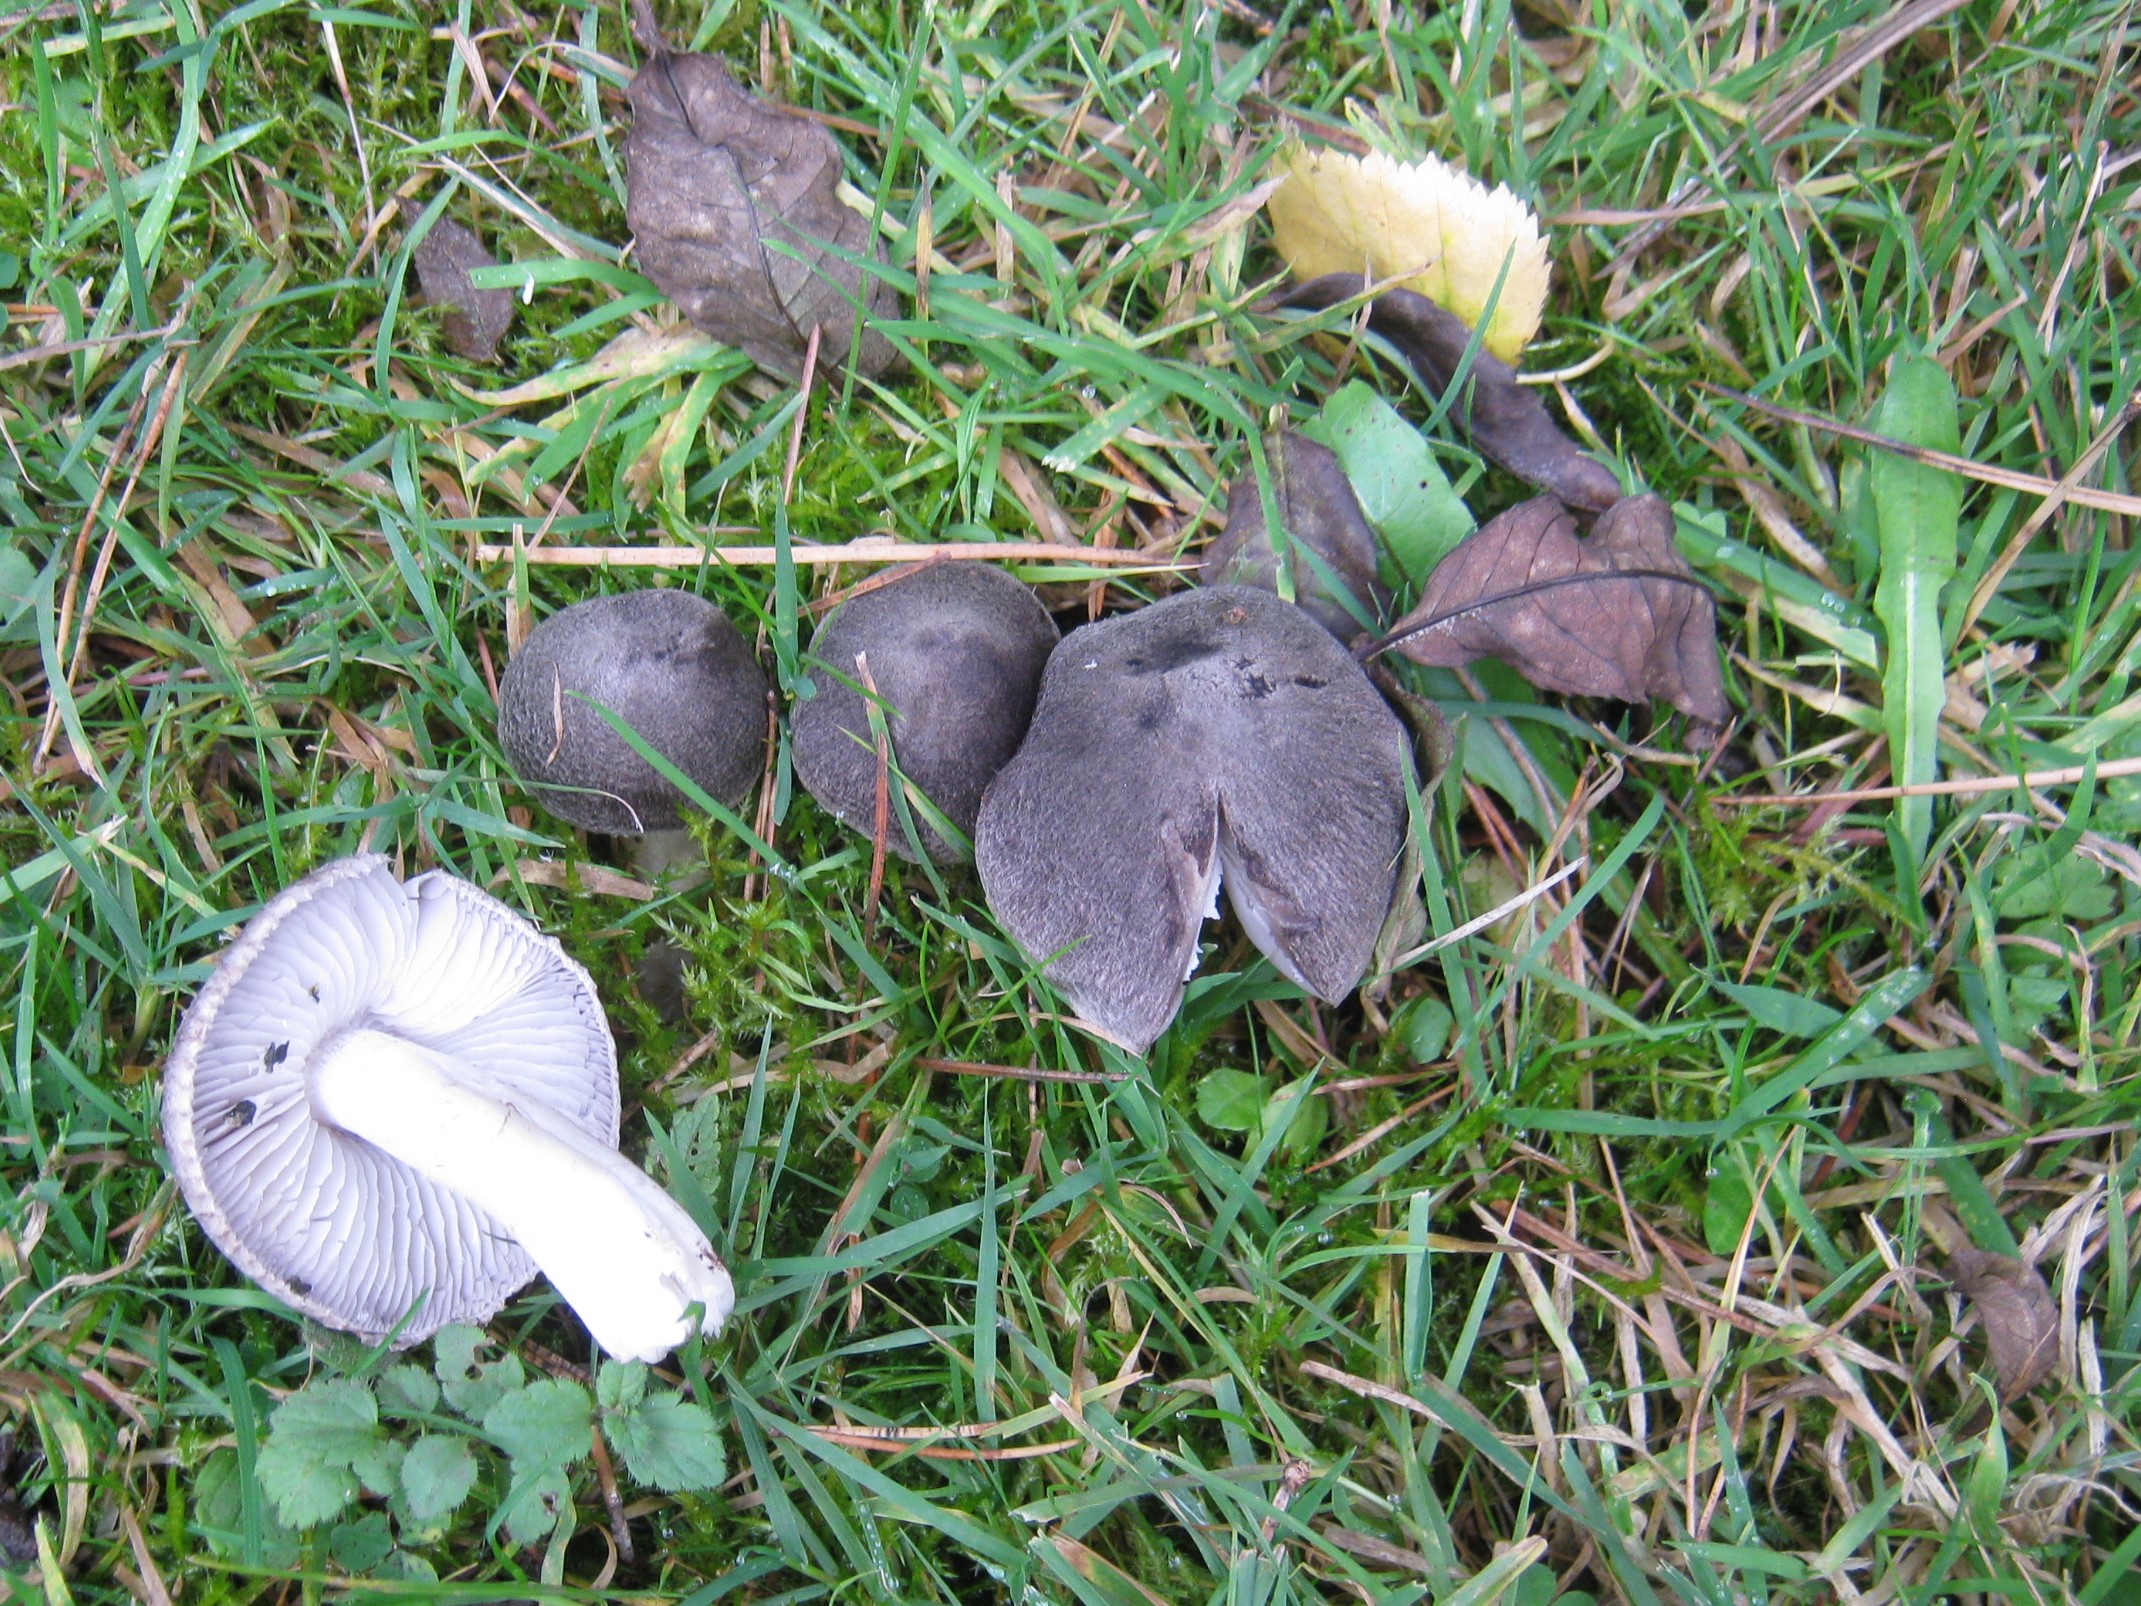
[
  {"left": 1948, "top": 1248, "right": 2059, "bottom": 1400},
  {"left": 1203, "top": 431, "right": 1389, "bottom": 640},
  {"left": 1374, "top": 492, "right": 1730, "bottom": 730},
  {"left": 412, "top": 218, "right": 517, "bottom": 363},
  {"left": 623, "top": 32, "right": 897, "bottom": 380},
  {"left": 1274, "top": 274, "right": 1621, "bottom": 514}
]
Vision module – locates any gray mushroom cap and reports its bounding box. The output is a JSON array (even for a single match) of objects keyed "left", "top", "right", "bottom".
[
  {"left": 794, "top": 563, "right": 1057, "bottom": 863},
  {"left": 975, "top": 586, "right": 1414, "bottom": 1054},
  {"left": 162, "top": 856, "right": 617, "bottom": 1345},
  {"left": 498, "top": 589, "right": 768, "bottom": 835}
]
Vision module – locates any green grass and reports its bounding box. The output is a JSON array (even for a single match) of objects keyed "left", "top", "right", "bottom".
[{"left": 3, "top": 0, "right": 2139, "bottom": 1601}]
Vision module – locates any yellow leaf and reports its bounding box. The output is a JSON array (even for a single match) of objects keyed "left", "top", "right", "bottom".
[{"left": 1265, "top": 143, "right": 1549, "bottom": 361}]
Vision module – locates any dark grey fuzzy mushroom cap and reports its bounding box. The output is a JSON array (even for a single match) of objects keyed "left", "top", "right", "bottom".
[
  {"left": 794, "top": 563, "right": 1057, "bottom": 863},
  {"left": 498, "top": 590, "right": 768, "bottom": 835},
  {"left": 161, "top": 856, "right": 617, "bottom": 1344},
  {"left": 976, "top": 586, "right": 1413, "bottom": 1054}
]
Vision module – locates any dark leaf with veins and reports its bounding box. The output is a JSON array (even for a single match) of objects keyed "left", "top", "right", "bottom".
[
  {"left": 1275, "top": 274, "right": 1621, "bottom": 513},
  {"left": 624, "top": 18, "right": 896, "bottom": 380},
  {"left": 1376, "top": 493, "right": 1729, "bottom": 730},
  {"left": 412, "top": 218, "right": 517, "bottom": 363},
  {"left": 1948, "top": 1248, "right": 2058, "bottom": 1400}
]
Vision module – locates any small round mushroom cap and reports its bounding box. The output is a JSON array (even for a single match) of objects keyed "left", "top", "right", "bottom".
[
  {"left": 976, "top": 586, "right": 1413, "bottom": 1054},
  {"left": 498, "top": 589, "right": 768, "bottom": 835},
  {"left": 163, "top": 856, "right": 617, "bottom": 1344},
  {"left": 794, "top": 563, "right": 1057, "bottom": 863}
]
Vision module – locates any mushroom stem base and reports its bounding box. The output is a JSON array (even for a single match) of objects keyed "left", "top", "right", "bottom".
[{"left": 309, "top": 1028, "right": 734, "bottom": 1362}]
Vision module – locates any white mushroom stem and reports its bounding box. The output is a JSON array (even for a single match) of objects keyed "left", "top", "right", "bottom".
[{"left": 308, "top": 1028, "right": 734, "bottom": 1363}]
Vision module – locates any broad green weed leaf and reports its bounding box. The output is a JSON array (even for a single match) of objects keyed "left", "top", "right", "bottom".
[
  {"left": 598, "top": 1361, "right": 650, "bottom": 1415},
  {"left": 399, "top": 1435, "right": 479, "bottom": 1524},
  {"left": 499, "top": 1465, "right": 575, "bottom": 1546},
  {"left": 256, "top": 1380, "right": 382, "bottom": 1529},
  {"left": 1869, "top": 356, "right": 1962, "bottom": 866},
  {"left": 263, "top": 1381, "right": 380, "bottom": 1456},
  {"left": 483, "top": 1380, "right": 594, "bottom": 1475},
  {"left": 1966, "top": 1408, "right": 2008, "bottom": 1536},
  {"left": 1399, "top": 995, "right": 1454, "bottom": 1061},
  {"left": 1266, "top": 1075, "right": 1327, "bottom": 1158},
  {"left": 351, "top": 1437, "right": 404, "bottom": 1499},
  {"left": 255, "top": 1445, "right": 361, "bottom": 1531},
  {"left": 1196, "top": 1069, "right": 1268, "bottom": 1133},
  {"left": 376, "top": 1365, "right": 440, "bottom": 1417},
  {"left": 1992, "top": 853, "right": 2115, "bottom": 922},
  {"left": 193, "top": 1450, "right": 302, "bottom": 1567},
  {"left": 0, "top": 542, "right": 39, "bottom": 645},
  {"left": 381, "top": 1551, "right": 440, "bottom": 1583},
  {"left": 435, "top": 1327, "right": 526, "bottom": 1420},
  {"left": 328, "top": 1511, "right": 394, "bottom": 1574},
  {"left": 1307, "top": 382, "right": 1472, "bottom": 586},
  {"left": 1703, "top": 1167, "right": 1755, "bottom": 1257},
  {"left": 604, "top": 1391, "right": 729, "bottom": 1492}
]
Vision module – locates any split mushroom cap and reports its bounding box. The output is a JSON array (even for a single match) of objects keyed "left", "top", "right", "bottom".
[
  {"left": 976, "top": 586, "right": 1414, "bottom": 1054},
  {"left": 498, "top": 589, "right": 768, "bottom": 836},
  {"left": 163, "top": 856, "right": 734, "bottom": 1362},
  {"left": 794, "top": 562, "right": 1057, "bottom": 863}
]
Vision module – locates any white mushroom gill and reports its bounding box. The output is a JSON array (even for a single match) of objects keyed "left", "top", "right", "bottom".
[
  {"left": 308, "top": 1028, "right": 734, "bottom": 1363},
  {"left": 164, "top": 857, "right": 737, "bottom": 1359}
]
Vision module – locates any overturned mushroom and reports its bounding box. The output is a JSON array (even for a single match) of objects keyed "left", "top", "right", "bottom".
[
  {"left": 498, "top": 589, "right": 768, "bottom": 848},
  {"left": 794, "top": 563, "right": 1057, "bottom": 863},
  {"left": 976, "top": 587, "right": 1413, "bottom": 1053},
  {"left": 162, "top": 856, "right": 733, "bottom": 1362}
]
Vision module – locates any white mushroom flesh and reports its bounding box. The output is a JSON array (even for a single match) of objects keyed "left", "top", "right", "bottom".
[{"left": 308, "top": 1029, "right": 733, "bottom": 1363}]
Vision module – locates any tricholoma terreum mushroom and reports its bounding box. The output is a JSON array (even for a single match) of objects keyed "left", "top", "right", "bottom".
[
  {"left": 977, "top": 586, "right": 1414, "bottom": 1053},
  {"left": 498, "top": 589, "right": 768, "bottom": 841},
  {"left": 794, "top": 562, "right": 1057, "bottom": 862},
  {"left": 163, "top": 856, "right": 733, "bottom": 1361}
]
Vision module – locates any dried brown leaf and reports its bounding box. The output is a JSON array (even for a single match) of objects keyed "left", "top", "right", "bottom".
[
  {"left": 1948, "top": 1248, "right": 2058, "bottom": 1400},
  {"left": 412, "top": 218, "right": 517, "bottom": 363},
  {"left": 1203, "top": 431, "right": 1389, "bottom": 639},
  {"left": 1274, "top": 274, "right": 1621, "bottom": 513},
  {"left": 1375, "top": 492, "right": 1729, "bottom": 730},
  {"left": 624, "top": 42, "right": 896, "bottom": 379}
]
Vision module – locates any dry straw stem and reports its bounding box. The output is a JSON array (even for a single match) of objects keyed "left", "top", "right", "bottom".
[
  {"left": 1716, "top": 753, "right": 2141, "bottom": 808},
  {"left": 911, "top": 1056, "right": 1130, "bottom": 1085},
  {"left": 1707, "top": 384, "right": 2141, "bottom": 518},
  {"left": 470, "top": 538, "right": 1189, "bottom": 569}
]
